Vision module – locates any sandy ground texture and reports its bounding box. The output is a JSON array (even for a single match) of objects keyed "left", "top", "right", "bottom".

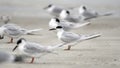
[
  {"left": 0, "top": 0, "right": 120, "bottom": 68},
  {"left": 0, "top": 16, "right": 120, "bottom": 68}
]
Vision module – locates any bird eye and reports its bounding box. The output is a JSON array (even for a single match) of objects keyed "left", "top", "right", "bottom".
[
  {"left": 17, "top": 39, "right": 22, "bottom": 44},
  {"left": 66, "top": 11, "right": 70, "bottom": 14},
  {"left": 56, "top": 18, "right": 60, "bottom": 22},
  {"left": 48, "top": 4, "right": 52, "bottom": 7},
  {"left": 83, "top": 6, "right": 86, "bottom": 10}
]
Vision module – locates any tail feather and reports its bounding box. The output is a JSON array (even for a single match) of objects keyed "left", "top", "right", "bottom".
[
  {"left": 80, "top": 33, "right": 101, "bottom": 41},
  {"left": 26, "top": 29, "right": 43, "bottom": 35},
  {"left": 48, "top": 43, "right": 67, "bottom": 50},
  {"left": 72, "top": 22, "right": 90, "bottom": 28},
  {"left": 62, "top": 34, "right": 101, "bottom": 46},
  {"left": 99, "top": 12, "right": 113, "bottom": 17}
]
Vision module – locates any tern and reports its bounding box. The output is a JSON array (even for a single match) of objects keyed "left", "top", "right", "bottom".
[
  {"left": 0, "top": 15, "right": 11, "bottom": 24},
  {"left": 59, "top": 10, "right": 84, "bottom": 23},
  {"left": 44, "top": 4, "right": 64, "bottom": 17},
  {"left": 49, "top": 18, "right": 90, "bottom": 31},
  {"left": 79, "top": 5, "right": 112, "bottom": 20},
  {"left": 50, "top": 26, "right": 101, "bottom": 50},
  {"left": 0, "top": 23, "right": 42, "bottom": 43},
  {"left": 12, "top": 38, "right": 66, "bottom": 63}
]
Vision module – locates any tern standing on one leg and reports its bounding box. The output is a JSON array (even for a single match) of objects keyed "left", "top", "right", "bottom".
[{"left": 50, "top": 26, "right": 101, "bottom": 50}]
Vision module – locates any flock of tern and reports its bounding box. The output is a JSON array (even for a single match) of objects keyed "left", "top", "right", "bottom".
[{"left": 0, "top": 4, "right": 113, "bottom": 63}]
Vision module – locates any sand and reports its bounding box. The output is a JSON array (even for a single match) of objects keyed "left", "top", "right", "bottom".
[{"left": 0, "top": 0, "right": 120, "bottom": 68}]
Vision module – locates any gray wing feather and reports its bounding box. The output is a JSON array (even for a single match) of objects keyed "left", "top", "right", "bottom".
[
  {"left": 61, "top": 32, "right": 80, "bottom": 42},
  {"left": 53, "top": 7, "right": 63, "bottom": 14},
  {"left": 3, "top": 24, "right": 23, "bottom": 36},
  {"left": 24, "top": 42, "right": 49, "bottom": 54}
]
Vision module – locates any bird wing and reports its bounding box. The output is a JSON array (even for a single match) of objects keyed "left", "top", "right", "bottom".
[
  {"left": 61, "top": 32, "right": 80, "bottom": 42},
  {"left": 53, "top": 7, "right": 63, "bottom": 14},
  {"left": 4, "top": 25, "right": 23, "bottom": 36},
  {"left": 66, "top": 16, "right": 79, "bottom": 23},
  {"left": 83, "top": 10, "right": 98, "bottom": 18},
  {"left": 3, "top": 24, "right": 21, "bottom": 29},
  {"left": 24, "top": 42, "right": 50, "bottom": 54}
]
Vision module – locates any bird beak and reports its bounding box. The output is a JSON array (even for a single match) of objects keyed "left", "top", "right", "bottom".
[
  {"left": 49, "top": 28, "right": 56, "bottom": 31},
  {"left": 0, "top": 36, "right": 4, "bottom": 39},
  {"left": 12, "top": 45, "right": 18, "bottom": 51}
]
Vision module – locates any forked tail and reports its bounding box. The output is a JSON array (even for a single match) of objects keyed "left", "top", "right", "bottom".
[
  {"left": 72, "top": 22, "right": 90, "bottom": 28},
  {"left": 80, "top": 33, "right": 101, "bottom": 41},
  {"left": 48, "top": 43, "right": 68, "bottom": 50},
  {"left": 26, "top": 29, "right": 43, "bottom": 35},
  {"left": 99, "top": 12, "right": 113, "bottom": 17}
]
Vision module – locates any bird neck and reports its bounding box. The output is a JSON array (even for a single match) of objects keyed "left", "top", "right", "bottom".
[
  {"left": 79, "top": 7, "right": 86, "bottom": 14},
  {"left": 47, "top": 6, "right": 55, "bottom": 12},
  {"left": 49, "top": 19, "right": 58, "bottom": 28},
  {"left": 0, "top": 27, "right": 6, "bottom": 35},
  {"left": 60, "top": 12, "right": 68, "bottom": 19},
  {"left": 57, "top": 29, "right": 64, "bottom": 38},
  {"left": 21, "top": 40, "right": 26, "bottom": 45},
  {"left": 18, "top": 40, "right": 26, "bottom": 49}
]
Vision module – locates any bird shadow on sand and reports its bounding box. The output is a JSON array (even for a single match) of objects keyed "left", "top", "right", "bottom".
[
  {"left": 63, "top": 48, "right": 96, "bottom": 52},
  {"left": 26, "top": 33, "right": 43, "bottom": 36},
  {"left": 22, "top": 61, "right": 75, "bottom": 65}
]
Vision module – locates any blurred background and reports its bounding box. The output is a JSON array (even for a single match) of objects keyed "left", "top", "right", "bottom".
[{"left": 0, "top": 0, "right": 119, "bottom": 18}]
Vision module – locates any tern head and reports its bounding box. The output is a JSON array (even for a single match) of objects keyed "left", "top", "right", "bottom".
[
  {"left": 12, "top": 38, "right": 26, "bottom": 51},
  {"left": 49, "top": 18, "right": 61, "bottom": 30},
  {"left": 80, "top": 5, "right": 87, "bottom": 10},
  {"left": 59, "top": 10, "right": 70, "bottom": 19},
  {"left": 79, "top": 5, "right": 87, "bottom": 14},
  {"left": 0, "top": 16, "right": 11, "bottom": 24},
  {"left": 82, "top": 6, "right": 86, "bottom": 10},
  {"left": 44, "top": 4, "right": 53, "bottom": 9},
  {"left": 55, "top": 18, "right": 60, "bottom": 23},
  {"left": 50, "top": 18, "right": 60, "bottom": 23},
  {"left": 53, "top": 17, "right": 60, "bottom": 24},
  {"left": 0, "top": 27, "right": 5, "bottom": 39}
]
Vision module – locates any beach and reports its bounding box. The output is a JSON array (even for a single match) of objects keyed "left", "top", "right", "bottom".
[{"left": 0, "top": 0, "right": 120, "bottom": 68}]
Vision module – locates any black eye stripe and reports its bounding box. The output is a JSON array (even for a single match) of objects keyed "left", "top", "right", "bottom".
[
  {"left": 17, "top": 39, "right": 22, "bottom": 44},
  {"left": 17, "top": 38, "right": 25, "bottom": 44},
  {"left": 56, "top": 18, "right": 60, "bottom": 22},
  {"left": 66, "top": 11, "right": 70, "bottom": 14},
  {"left": 83, "top": 6, "right": 86, "bottom": 10},
  {"left": 56, "top": 26, "right": 62, "bottom": 29}
]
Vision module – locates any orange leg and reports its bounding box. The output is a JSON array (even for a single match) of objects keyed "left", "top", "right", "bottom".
[
  {"left": 64, "top": 45, "right": 71, "bottom": 50},
  {"left": 30, "top": 57, "right": 34, "bottom": 63},
  {"left": 7, "top": 38, "right": 13, "bottom": 43}
]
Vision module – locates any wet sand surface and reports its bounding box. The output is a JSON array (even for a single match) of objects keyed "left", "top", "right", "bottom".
[{"left": 0, "top": 0, "right": 120, "bottom": 68}]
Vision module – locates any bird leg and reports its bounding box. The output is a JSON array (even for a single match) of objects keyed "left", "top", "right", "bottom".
[
  {"left": 30, "top": 57, "right": 34, "bottom": 63},
  {"left": 7, "top": 38, "right": 13, "bottom": 43},
  {"left": 64, "top": 45, "right": 71, "bottom": 50}
]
